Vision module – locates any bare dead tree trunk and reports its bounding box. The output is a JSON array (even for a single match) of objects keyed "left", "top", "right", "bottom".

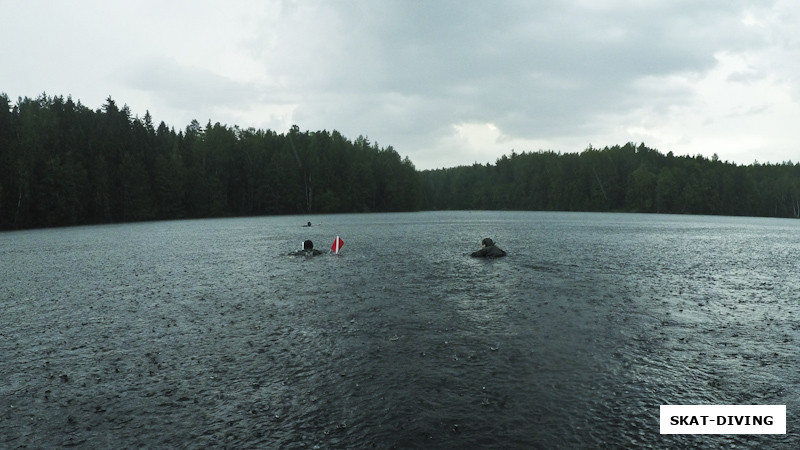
[
  {"left": 14, "top": 186, "right": 23, "bottom": 226},
  {"left": 591, "top": 166, "right": 608, "bottom": 202}
]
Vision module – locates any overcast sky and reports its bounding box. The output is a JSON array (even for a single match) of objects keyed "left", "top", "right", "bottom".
[{"left": 3, "top": 0, "right": 798, "bottom": 169}]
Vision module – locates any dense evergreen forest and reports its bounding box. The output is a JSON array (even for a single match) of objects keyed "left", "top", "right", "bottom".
[
  {"left": 0, "top": 93, "right": 420, "bottom": 229},
  {"left": 421, "top": 144, "right": 800, "bottom": 218},
  {"left": 1, "top": 93, "right": 799, "bottom": 230}
]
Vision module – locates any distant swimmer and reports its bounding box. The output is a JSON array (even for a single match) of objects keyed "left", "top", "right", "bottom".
[
  {"left": 289, "top": 239, "right": 323, "bottom": 257},
  {"left": 304, "top": 221, "right": 312, "bottom": 227},
  {"left": 470, "top": 238, "right": 507, "bottom": 258}
]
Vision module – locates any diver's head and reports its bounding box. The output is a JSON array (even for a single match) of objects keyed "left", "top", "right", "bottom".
[
  {"left": 303, "top": 240, "right": 314, "bottom": 250},
  {"left": 481, "top": 238, "right": 494, "bottom": 248}
]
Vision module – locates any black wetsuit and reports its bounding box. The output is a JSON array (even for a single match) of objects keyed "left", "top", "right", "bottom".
[
  {"left": 470, "top": 245, "right": 507, "bottom": 258},
  {"left": 289, "top": 249, "right": 324, "bottom": 257}
]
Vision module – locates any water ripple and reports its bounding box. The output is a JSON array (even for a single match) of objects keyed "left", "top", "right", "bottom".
[{"left": 1, "top": 212, "right": 798, "bottom": 448}]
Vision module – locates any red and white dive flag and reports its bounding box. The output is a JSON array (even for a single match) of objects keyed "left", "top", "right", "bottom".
[{"left": 331, "top": 236, "right": 344, "bottom": 254}]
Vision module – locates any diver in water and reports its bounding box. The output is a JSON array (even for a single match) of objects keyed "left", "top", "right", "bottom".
[
  {"left": 289, "top": 239, "right": 324, "bottom": 257},
  {"left": 470, "top": 238, "right": 507, "bottom": 258}
]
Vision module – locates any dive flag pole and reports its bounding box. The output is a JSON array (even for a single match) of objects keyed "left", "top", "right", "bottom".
[{"left": 331, "top": 236, "right": 343, "bottom": 254}]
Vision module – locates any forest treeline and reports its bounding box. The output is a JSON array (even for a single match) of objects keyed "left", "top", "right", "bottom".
[
  {"left": 0, "top": 93, "right": 420, "bottom": 229},
  {"left": 1, "top": 93, "right": 799, "bottom": 230},
  {"left": 421, "top": 144, "right": 800, "bottom": 218}
]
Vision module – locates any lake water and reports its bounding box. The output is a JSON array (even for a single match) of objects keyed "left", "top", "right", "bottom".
[{"left": 1, "top": 211, "right": 798, "bottom": 448}]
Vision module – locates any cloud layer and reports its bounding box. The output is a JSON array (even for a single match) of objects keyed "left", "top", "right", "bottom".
[{"left": 3, "top": 0, "right": 798, "bottom": 169}]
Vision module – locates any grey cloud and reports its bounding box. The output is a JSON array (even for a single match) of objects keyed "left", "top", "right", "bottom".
[
  {"left": 251, "top": 1, "right": 764, "bottom": 142},
  {"left": 121, "top": 57, "right": 257, "bottom": 110},
  {"left": 114, "top": 0, "right": 791, "bottom": 167}
]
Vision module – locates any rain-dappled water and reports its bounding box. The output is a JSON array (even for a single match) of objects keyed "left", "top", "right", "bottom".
[{"left": 1, "top": 211, "right": 798, "bottom": 448}]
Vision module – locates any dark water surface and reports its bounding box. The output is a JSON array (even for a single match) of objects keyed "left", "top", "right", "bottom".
[{"left": 2, "top": 211, "right": 798, "bottom": 448}]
